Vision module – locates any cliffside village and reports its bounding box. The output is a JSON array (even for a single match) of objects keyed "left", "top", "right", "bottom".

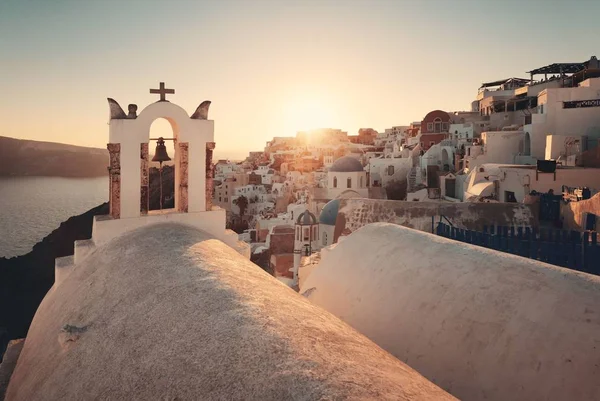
[
  {"left": 213, "top": 56, "right": 600, "bottom": 281},
  {"left": 4, "top": 63, "right": 600, "bottom": 401}
]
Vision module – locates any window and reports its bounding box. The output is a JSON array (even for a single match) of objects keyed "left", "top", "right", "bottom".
[
  {"left": 312, "top": 226, "right": 317, "bottom": 241},
  {"left": 387, "top": 165, "right": 394, "bottom": 176},
  {"left": 347, "top": 177, "right": 352, "bottom": 188},
  {"left": 360, "top": 176, "right": 364, "bottom": 187},
  {"left": 296, "top": 227, "right": 300, "bottom": 241},
  {"left": 434, "top": 118, "right": 442, "bottom": 133},
  {"left": 540, "top": 104, "right": 544, "bottom": 114},
  {"left": 467, "top": 147, "right": 471, "bottom": 156},
  {"left": 303, "top": 228, "right": 310, "bottom": 241},
  {"left": 219, "top": 197, "right": 222, "bottom": 202},
  {"left": 333, "top": 176, "right": 338, "bottom": 188},
  {"left": 427, "top": 123, "right": 433, "bottom": 132},
  {"left": 430, "top": 141, "right": 435, "bottom": 146},
  {"left": 225, "top": 197, "right": 228, "bottom": 202},
  {"left": 442, "top": 122, "right": 449, "bottom": 131},
  {"left": 505, "top": 191, "right": 517, "bottom": 203}
]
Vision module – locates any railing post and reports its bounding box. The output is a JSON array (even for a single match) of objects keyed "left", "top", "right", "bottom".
[{"left": 583, "top": 231, "right": 590, "bottom": 272}]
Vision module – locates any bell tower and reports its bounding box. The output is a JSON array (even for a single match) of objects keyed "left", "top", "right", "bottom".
[
  {"left": 92, "top": 84, "right": 247, "bottom": 255},
  {"left": 106, "top": 82, "right": 214, "bottom": 218},
  {"left": 53, "top": 84, "right": 249, "bottom": 290},
  {"left": 293, "top": 210, "right": 319, "bottom": 284}
]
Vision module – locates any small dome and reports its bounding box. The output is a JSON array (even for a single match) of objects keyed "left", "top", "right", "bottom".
[
  {"left": 297, "top": 210, "right": 317, "bottom": 225},
  {"left": 329, "top": 156, "right": 364, "bottom": 172},
  {"left": 319, "top": 199, "right": 340, "bottom": 226}
]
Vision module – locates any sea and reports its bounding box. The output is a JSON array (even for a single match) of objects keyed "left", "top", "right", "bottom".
[{"left": 0, "top": 176, "right": 108, "bottom": 258}]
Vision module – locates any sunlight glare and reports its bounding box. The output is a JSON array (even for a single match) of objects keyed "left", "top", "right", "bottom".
[{"left": 282, "top": 95, "right": 339, "bottom": 135}]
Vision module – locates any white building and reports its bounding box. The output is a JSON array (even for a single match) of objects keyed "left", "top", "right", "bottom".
[
  {"left": 524, "top": 77, "right": 600, "bottom": 160},
  {"left": 464, "top": 163, "right": 600, "bottom": 202},
  {"left": 368, "top": 157, "right": 412, "bottom": 188},
  {"left": 326, "top": 156, "right": 369, "bottom": 199},
  {"left": 214, "top": 160, "right": 237, "bottom": 181},
  {"left": 252, "top": 167, "right": 275, "bottom": 185},
  {"left": 463, "top": 130, "right": 529, "bottom": 170}
]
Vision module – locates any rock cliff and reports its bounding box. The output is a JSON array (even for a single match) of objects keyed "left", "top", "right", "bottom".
[
  {"left": 0, "top": 167, "right": 179, "bottom": 359},
  {"left": 0, "top": 203, "right": 109, "bottom": 360},
  {"left": 0, "top": 136, "right": 108, "bottom": 177}
]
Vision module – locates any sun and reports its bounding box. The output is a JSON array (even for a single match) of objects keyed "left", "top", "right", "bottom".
[{"left": 282, "top": 94, "right": 339, "bottom": 134}]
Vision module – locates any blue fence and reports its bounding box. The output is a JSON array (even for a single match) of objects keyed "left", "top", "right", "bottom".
[{"left": 435, "top": 222, "right": 600, "bottom": 275}]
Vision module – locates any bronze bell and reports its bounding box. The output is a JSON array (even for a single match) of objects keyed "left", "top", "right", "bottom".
[{"left": 152, "top": 137, "right": 171, "bottom": 163}]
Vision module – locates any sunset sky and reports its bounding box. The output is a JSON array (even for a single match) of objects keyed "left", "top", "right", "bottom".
[{"left": 1, "top": 0, "right": 599, "bottom": 160}]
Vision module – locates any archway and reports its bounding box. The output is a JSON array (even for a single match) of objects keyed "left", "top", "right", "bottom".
[
  {"left": 148, "top": 118, "right": 177, "bottom": 211},
  {"left": 442, "top": 148, "right": 451, "bottom": 171},
  {"left": 524, "top": 132, "right": 531, "bottom": 156},
  {"left": 108, "top": 96, "right": 213, "bottom": 219},
  {"left": 135, "top": 101, "right": 192, "bottom": 216}
]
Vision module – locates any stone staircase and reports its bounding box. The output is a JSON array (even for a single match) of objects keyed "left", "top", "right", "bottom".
[
  {"left": 54, "top": 239, "right": 97, "bottom": 287},
  {"left": 407, "top": 167, "right": 418, "bottom": 193}
]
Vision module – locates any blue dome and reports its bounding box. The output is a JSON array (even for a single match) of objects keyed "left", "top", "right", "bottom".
[
  {"left": 319, "top": 199, "right": 340, "bottom": 226},
  {"left": 329, "top": 156, "right": 364, "bottom": 172}
]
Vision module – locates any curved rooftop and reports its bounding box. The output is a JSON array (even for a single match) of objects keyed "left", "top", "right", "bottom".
[
  {"left": 318, "top": 199, "right": 340, "bottom": 226},
  {"left": 5, "top": 223, "right": 452, "bottom": 400},
  {"left": 302, "top": 223, "right": 600, "bottom": 401},
  {"left": 297, "top": 210, "right": 317, "bottom": 225},
  {"left": 329, "top": 156, "right": 364, "bottom": 173}
]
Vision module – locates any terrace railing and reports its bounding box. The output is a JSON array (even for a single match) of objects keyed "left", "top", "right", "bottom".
[{"left": 435, "top": 222, "right": 600, "bottom": 275}]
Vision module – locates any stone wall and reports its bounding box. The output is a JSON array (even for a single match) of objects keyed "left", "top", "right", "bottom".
[
  {"left": 332, "top": 199, "right": 538, "bottom": 241},
  {"left": 561, "top": 193, "right": 600, "bottom": 230},
  {"left": 269, "top": 230, "right": 294, "bottom": 255},
  {"left": 270, "top": 254, "right": 293, "bottom": 278}
]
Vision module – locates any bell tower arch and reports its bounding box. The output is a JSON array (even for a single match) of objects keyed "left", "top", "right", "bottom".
[
  {"left": 53, "top": 84, "right": 249, "bottom": 288},
  {"left": 107, "top": 84, "right": 213, "bottom": 219}
]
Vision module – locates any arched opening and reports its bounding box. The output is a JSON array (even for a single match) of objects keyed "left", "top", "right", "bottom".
[
  {"left": 360, "top": 176, "right": 363, "bottom": 187},
  {"left": 333, "top": 176, "right": 338, "bottom": 188},
  {"left": 148, "top": 118, "right": 177, "bottom": 211},
  {"left": 434, "top": 117, "right": 442, "bottom": 133},
  {"left": 442, "top": 148, "right": 450, "bottom": 170},
  {"left": 524, "top": 132, "right": 531, "bottom": 156},
  {"left": 347, "top": 177, "right": 352, "bottom": 188}
]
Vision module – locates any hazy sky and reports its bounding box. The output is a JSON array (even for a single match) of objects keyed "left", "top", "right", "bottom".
[{"left": 1, "top": 0, "right": 599, "bottom": 159}]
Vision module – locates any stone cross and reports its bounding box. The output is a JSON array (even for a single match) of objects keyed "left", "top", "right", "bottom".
[{"left": 150, "top": 82, "right": 175, "bottom": 102}]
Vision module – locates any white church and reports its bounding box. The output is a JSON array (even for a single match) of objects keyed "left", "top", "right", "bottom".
[{"left": 325, "top": 156, "right": 369, "bottom": 199}]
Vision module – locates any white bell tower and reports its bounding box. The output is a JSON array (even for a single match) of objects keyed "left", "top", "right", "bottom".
[{"left": 293, "top": 210, "right": 319, "bottom": 284}]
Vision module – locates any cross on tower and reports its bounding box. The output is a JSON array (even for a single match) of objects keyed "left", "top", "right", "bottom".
[{"left": 150, "top": 82, "right": 175, "bottom": 102}]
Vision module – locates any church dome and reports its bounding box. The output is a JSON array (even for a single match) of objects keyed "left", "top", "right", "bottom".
[
  {"left": 297, "top": 210, "right": 317, "bottom": 225},
  {"left": 319, "top": 199, "right": 340, "bottom": 226},
  {"left": 329, "top": 156, "right": 364, "bottom": 172}
]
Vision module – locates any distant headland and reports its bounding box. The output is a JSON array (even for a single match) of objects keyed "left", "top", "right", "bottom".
[{"left": 0, "top": 136, "right": 108, "bottom": 178}]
